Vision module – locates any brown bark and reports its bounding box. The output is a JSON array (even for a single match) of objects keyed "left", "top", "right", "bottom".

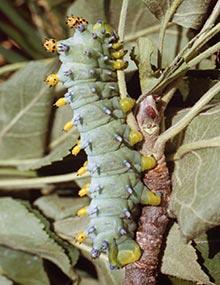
[
  {"left": 124, "top": 96, "right": 171, "bottom": 285},
  {"left": 124, "top": 157, "right": 170, "bottom": 285}
]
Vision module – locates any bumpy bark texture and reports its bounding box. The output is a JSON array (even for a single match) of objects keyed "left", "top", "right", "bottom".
[{"left": 124, "top": 96, "right": 171, "bottom": 285}]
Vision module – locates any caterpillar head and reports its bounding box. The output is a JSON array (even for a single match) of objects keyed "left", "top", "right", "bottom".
[
  {"left": 66, "top": 16, "right": 88, "bottom": 29},
  {"left": 93, "top": 19, "right": 114, "bottom": 37},
  {"left": 43, "top": 39, "right": 57, "bottom": 53}
]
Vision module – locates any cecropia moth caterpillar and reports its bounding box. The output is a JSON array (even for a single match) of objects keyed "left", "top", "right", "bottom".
[{"left": 44, "top": 16, "right": 161, "bottom": 269}]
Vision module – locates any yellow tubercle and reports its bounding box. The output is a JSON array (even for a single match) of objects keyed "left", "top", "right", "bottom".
[
  {"left": 63, "top": 121, "right": 74, "bottom": 132},
  {"left": 129, "top": 130, "right": 143, "bottom": 146},
  {"left": 54, "top": 98, "right": 67, "bottom": 107},
  {"left": 112, "top": 42, "right": 123, "bottom": 50},
  {"left": 75, "top": 231, "right": 87, "bottom": 243},
  {"left": 120, "top": 98, "right": 135, "bottom": 113},
  {"left": 77, "top": 206, "right": 88, "bottom": 217},
  {"left": 45, "top": 73, "right": 59, "bottom": 87},
  {"left": 141, "top": 155, "right": 157, "bottom": 171},
  {"left": 78, "top": 183, "right": 90, "bottom": 197},
  {"left": 112, "top": 59, "right": 128, "bottom": 70},
  {"left": 141, "top": 190, "right": 161, "bottom": 206},
  {"left": 72, "top": 140, "right": 81, "bottom": 156},
  {"left": 43, "top": 39, "right": 57, "bottom": 53},
  {"left": 77, "top": 161, "right": 88, "bottom": 176},
  {"left": 111, "top": 49, "right": 127, "bottom": 59}
]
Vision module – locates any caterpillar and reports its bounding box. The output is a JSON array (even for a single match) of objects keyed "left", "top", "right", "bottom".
[{"left": 44, "top": 16, "right": 161, "bottom": 269}]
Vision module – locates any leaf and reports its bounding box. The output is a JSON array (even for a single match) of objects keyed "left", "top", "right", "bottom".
[
  {"left": 67, "top": 0, "right": 106, "bottom": 26},
  {"left": 0, "top": 276, "right": 13, "bottom": 285},
  {"left": 0, "top": 60, "right": 56, "bottom": 161},
  {"left": 169, "top": 105, "right": 220, "bottom": 240},
  {"left": 178, "top": 76, "right": 220, "bottom": 105},
  {"left": 142, "top": 0, "right": 212, "bottom": 29},
  {"left": 34, "top": 194, "right": 89, "bottom": 220},
  {"left": 161, "top": 223, "right": 212, "bottom": 284},
  {"left": 19, "top": 129, "right": 79, "bottom": 170},
  {"left": 68, "top": 0, "right": 158, "bottom": 34},
  {"left": 168, "top": 276, "right": 196, "bottom": 285},
  {"left": 0, "top": 46, "right": 27, "bottom": 63},
  {"left": 77, "top": 269, "right": 99, "bottom": 285},
  {"left": 132, "top": 27, "right": 189, "bottom": 76},
  {"left": 135, "top": 37, "right": 158, "bottom": 92},
  {"left": 79, "top": 277, "right": 99, "bottom": 285},
  {"left": 0, "top": 197, "right": 77, "bottom": 281},
  {"left": 18, "top": 104, "right": 79, "bottom": 170},
  {"left": 195, "top": 227, "right": 220, "bottom": 285},
  {"left": 0, "top": 245, "right": 50, "bottom": 285},
  {"left": 54, "top": 217, "right": 124, "bottom": 285}
]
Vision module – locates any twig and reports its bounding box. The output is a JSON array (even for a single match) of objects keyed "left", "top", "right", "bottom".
[
  {"left": 201, "top": 0, "right": 220, "bottom": 32},
  {"left": 155, "top": 81, "right": 220, "bottom": 150},
  {"left": 125, "top": 97, "right": 171, "bottom": 285},
  {"left": 137, "top": 22, "right": 220, "bottom": 103}
]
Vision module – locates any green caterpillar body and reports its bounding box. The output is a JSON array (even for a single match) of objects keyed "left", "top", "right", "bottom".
[{"left": 44, "top": 18, "right": 160, "bottom": 268}]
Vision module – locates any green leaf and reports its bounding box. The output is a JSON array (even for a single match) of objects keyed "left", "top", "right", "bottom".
[
  {"left": 161, "top": 223, "right": 212, "bottom": 284},
  {"left": 168, "top": 276, "right": 196, "bottom": 285},
  {"left": 0, "top": 22, "right": 42, "bottom": 59},
  {"left": 68, "top": 0, "right": 158, "bottom": 34},
  {"left": 19, "top": 129, "right": 79, "bottom": 170},
  {"left": 0, "top": 60, "right": 56, "bottom": 161},
  {"left": 79, "top": 277, "right": 99, "bottom": 285},
  {"left": 0, "top": 275, "right": 13, "bottom": 285},
  {"left": 135, "top": 37, "right": 158, "bottom": 92},
  {"left": 0, "top": 245, "right": 49, "bottom": 285},
  {"left": 67, "top": 0, "right": 106, "bottom": 25},
  {"left": 19, "top": 105, "right": 79, "bottom": 170},
  {"left": 77, "top": 269, "right": 99, "bottom": 285},
  {"left": 195, "top": 228, "right": 220, "bottom": 285},
  {"left": 54, "top": 216, "right": 124, "bottom": 285},
  {"left": 0, "top": 197, "right": 77, "bottom": 281},
  {"left": 0, "top": 0, "right": 44, "bottom": 54},
  {"left": 0, "top": 46, "right": 27, "bottom": 63},
  {"left": 34, "top": 194, "right": 89, "bottom": 220},
  {"left": 169, "top": 105, "right": 220, "bottom": 239},
  {"left": 142, "top": 0, "right": 212, "bottom": 29}
]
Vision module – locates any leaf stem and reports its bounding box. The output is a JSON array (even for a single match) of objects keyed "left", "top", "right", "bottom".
[
  {"left": 124, "top": 23, "right": 174, "bottom": 42},
  {"left": 0, "top": 168, "right": 36, "bottom": 177},
  {"left": 158, "top": 0, "right": 183, "bottom": 68},
  {"left": 173, "top": 136, "right": 220, "bottom": 160},
  {"left": 117, "top": 0, "right": 129, "bottom": 99},
  {"left": 0, "top": 172, "right": 89, "bottom": 189},
  {"left": 155, "top": 81, "right": 220, "bottom": 149},
  {"left": 0, "top": 62, "right": 28, "bottom": 75}
]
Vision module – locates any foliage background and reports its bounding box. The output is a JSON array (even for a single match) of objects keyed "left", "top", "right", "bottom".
[{"left": 0, "top": 0, "right": 219, "bottom": 284}]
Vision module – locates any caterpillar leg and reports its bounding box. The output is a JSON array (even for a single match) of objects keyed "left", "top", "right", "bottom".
[
  {"left": 108, "top": 238, "right": 142, "bottom": 268},
  {"left": 116, "top": 239, "right": 141, "bottom": 267},
  {"left": 140, "top": 188, "right": 161, "bottom": 206}
]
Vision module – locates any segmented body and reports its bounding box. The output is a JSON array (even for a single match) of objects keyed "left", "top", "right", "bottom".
[{"left": 44, "top": 18, "right": 160, "bottom": 268}]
